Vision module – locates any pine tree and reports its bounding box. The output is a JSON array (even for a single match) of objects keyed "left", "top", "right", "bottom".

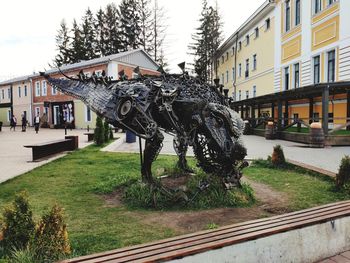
[
  {"left": 119, "top": 0, "right": 142, "bottom": 50},
  {"left": 53, "top": 20, "right": 72, "bottom": 67},
  {"left": 104, "top": 3, "right": 123, "bottom": 55},
  {"left": 81, "top": 8, "right": 98, "bottom": 60},
  {"left": 95, "top": 8, "right": 107, "bottom": 57},
  {"left": 94, "top": 116, "right": 105, "bottom": 145},
  {"left": 71, "top": 19, "right": 86, "bottom": 63},
  {"left": 189, "top": 0, "right": 223, "bottom": 82},
  {"left": 138, "top": 0, "right": 154, "bottom": 54}
]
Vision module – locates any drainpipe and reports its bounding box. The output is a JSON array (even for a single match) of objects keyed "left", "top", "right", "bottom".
[{"left": 233, "top": 32, "right": 239, "bottom": 101}]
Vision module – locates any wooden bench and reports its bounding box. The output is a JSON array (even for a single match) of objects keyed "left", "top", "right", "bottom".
[
  {"left": 84, "top": 132, "right": 94, "bottom": 142},
  {"left": 61, "top": 200, "right": 350, "bottom": 263},
  {"left": 24, "top": 136, "right": 78, "bottom": 161}
]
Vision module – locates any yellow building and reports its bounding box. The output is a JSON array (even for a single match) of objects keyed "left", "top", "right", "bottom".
[
  {"left": 0, "top": 83, "right": 12, "bottom": 126},
  {"left": 215, "top": 0, "right": 350, "bottom": 132}
]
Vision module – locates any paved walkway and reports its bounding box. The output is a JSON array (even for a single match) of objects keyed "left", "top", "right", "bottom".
[
  {"left": 318, "top": 250, "right": 350, "bottom": 262},
  {"left": 105, "top": 133, "right": 350, "bottom": 173},
  {"left": 0, "top": 126, "right": 92, "bottom": 183}
]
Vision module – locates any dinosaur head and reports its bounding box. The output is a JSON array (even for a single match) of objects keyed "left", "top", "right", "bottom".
[{"left": 194, "top": 103, "right": 246, "bottom": 162}]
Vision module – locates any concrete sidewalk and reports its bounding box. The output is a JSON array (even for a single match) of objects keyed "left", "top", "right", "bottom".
[
  {"left": 104, "top": 133, "right": 350, "bottom": 174},
  {"left": 0, "top": 126, "right": 93, "bottom": 184}
]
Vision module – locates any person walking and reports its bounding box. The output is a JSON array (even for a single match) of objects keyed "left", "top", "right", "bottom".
[
  {"left": 10, "top": 115, "right": 17, "bottom": 131},
  {"left": 21, "top": 114, "right": 27, "bottom": 132},
  {"left": 34, "top": 114, "right": 40, "bottom": 134}
]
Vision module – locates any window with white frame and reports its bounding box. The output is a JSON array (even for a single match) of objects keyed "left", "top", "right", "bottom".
[
  {"left": 245, "top": 90, "right": 249, "bottom": 99},
  {"left": 255, "top": 27, "right": 259, "bottom": 38},
  {"left": 314, "top": 0, "right": 322, "bottom": 14},
  {"left": 41, "top": 80, "right": 47, "bottom": 96},
  {"left": 35, "top": 81, "right": 40, "bottom": 96},
  {"left": 238, "top": 63, "right": 242, "bottom": 77},
  {"left": 265, "top": 18, "right": 271, "bottom": 30},
  {"left": 24, "top": 85, "right": 27, "bottom": 96},
  {"left": 238, "top": 90, "right": 242, "bottom": 101},
  {"left": 35, "top": 107, "right": 40, "bottom": 117},
  {"left": 18, "top": 86, "right": 21, "bottom": 98},
  {"left": 294, "top": 63, "right": 300, "bottom": 88},
  {"left": 246, "top": 35, "right": 250, "bottom": 46},
  {"left": 238, "top": 41, "right": 242, "bottom": 51},
  {"left": 285, "top": 0, "right": 291, "bottom": 32},
  {"left": 253, "top": 54, "right": 257, "bottom": 70},
  {"left": 232, "top": 67, "right": 235, "bottom": 81},
  {"left": 226, "top": 70, "right": 229, "bottom": 83},
  {"left": 328, "top": 0, "right": 336, "bottom": 6},
  {"left": 327, "top": 50, "right": 336, "bottom": 83},
  {"left": 245, "top": 59, "right": 249, "bottom": 78},
  {"left": 284, "top": 66, "right": 290, "bottom": 91},
  {"left": 226, "top": 52, "right": 229, "bottom": 61},
  {"left": 85, "top": 105, "right": 92, "bottom": 122},
  {"left": 7, "top": 88, "right": 11, "bottom": 99},
  {"left": 221, "top": 73, "right": 224, "bottom": 84},
  {"left": 232, "top": 47, "right": 235, "bottom": 56},
  {"left": 313, "top": 55, "right": 320, "bottom": 84},
  {"left": 1, "top": 89, "right": 4, "bottom": 100},
  {"left": 52, "top": 86, "right": 57, "bottom": 95},
  {"left": 295, "top": 0, "right": 301, "bottom": 25},
  {"left": 253, "top": 86, "right": 257, "bottom": 98}
]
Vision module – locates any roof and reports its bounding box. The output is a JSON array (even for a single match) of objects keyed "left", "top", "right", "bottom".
[
  {"left": 0, "top": 74, "right": 38, "bottom": 86},
  {"left": 214, "top": 0, "right": 275, "bottom": 58},
  {"left": 45, "top": 49, "right": 159, "bottom": 75}
]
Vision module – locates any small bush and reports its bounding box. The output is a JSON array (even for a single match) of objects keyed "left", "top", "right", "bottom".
[
  {"left": 271, "top": 145, "right": 286, "bottom": 167},
  {"left": 10, "top": 247, "right": 35, "bottom": 263},
  {"left": 94, "top": 116, "right": 105, "bottom": 145},
  {"left": 104, "top": 120, "right": 110, "bottom": 142},
  {"left": 32, "top": 205, "right": 71, "bottom": 262},
  {"left": 0, "top": 192, "right": 35, "bottom": 254},
  {"left": 336, "top": 155, "right": 350, "bottom": 189}
]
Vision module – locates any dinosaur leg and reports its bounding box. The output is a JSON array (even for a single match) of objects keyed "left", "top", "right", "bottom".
[
  {"left": 173, "top": 135, "right": 193, "bottom": 173},
  {"left": 141, "top": 130, "right": 164, "bottom": 184}
]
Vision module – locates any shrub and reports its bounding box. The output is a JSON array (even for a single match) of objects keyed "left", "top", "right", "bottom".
[
  {"left": 271, "top": 145, "right": 286, "bottom": 167},
  {"left": 10, "top": 247, "right": 35, "bottom": 263},
  {"left": 336, "top": 155, "right": 350, "bottom": 189},
  {"left": 104, "top": 120, "right": 110, "bottom": 142},
  {"left": 94, "top": 116, "right": 105, "bottom": 145},
  {"left": 32, "top": 205, "right": 71, "bottom": 262},
  {"left": 0, "top": 192, "right": 35, "bottom": 254}
]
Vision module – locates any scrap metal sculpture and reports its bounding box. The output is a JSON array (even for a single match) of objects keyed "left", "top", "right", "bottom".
[{"left": 42, "top": 69, "right": 247, "bottom": 188}]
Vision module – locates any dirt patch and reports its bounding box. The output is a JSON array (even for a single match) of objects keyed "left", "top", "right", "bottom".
[{"left": 101, "top": 176, "right": 290, "bottom": 234}]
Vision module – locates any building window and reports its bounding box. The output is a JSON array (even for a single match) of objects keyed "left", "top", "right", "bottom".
[
  {"left": 294, "top": 63, "right": 300, "bottom": 88},
  {"left": 85, "top": 105, "right": 92, "bottom": 122},
  {"left": 246, "top": 35, "right": 250, "bottom": 46},
  {"left": 7, "top": 109, "right": 11, "bottom": 122},
  {"left": 246, "top": 90, "right": 249, "bottom": 99},
  {"left": 285, "top": 0, "right": 291, "bottom": 32},
  {"left": 41, "top": 80, "right": 47, "bottom": 96},
  {"left": 35, "top": 81, "right": 40, "bottom": 96},
  {"left": 226, "top": 70, "right": 229, "bottom": 83},
  {"left": 1, "top": 89, "right": 4, "bottom": 100},
  {"left": 232, "top": 67, "right": 235, "bottom": 80},
  {"left": 245, "top": 59, "right": 249, "bottom": 78},
  {"left": 238, "top": 41, "right": 242, "bottom": 51},
  {"left": 221, "top": 73, "right": 224, "bottom": 84},
  {"left": 239, "top": 63, "right": 242, "bottom": 77},
  {"left": 216, "top": 60, "right": 219, "bottom": 67},
  {"left": 313, "top": 55, "right": 320, "bottom": 84},
  {"left": 295, "top": 0, "right": 301, "bottom": 25},
  {"left": 221, "top": 56, "right": 224, "bottom": 64},
  {"left": 328, "top": 0, "right": 336, "bottom": 6},
  {"left": 265, "top": 18, "right": 271, "bottom": 30},
  {"left": 253, "top": 54, "right": 257, "bottom": 70},
  {"left": 239, "top": 90, "right": 242, "bottom": 101},
  {"left": 7, "top": 88, "right": 11, "bottom": 99},
  {"left": 314, "top": 0, "right": 322, "bottom": 14},
  {"left": 24, "top": 85, "right": 27, "bottom": 96},
  {"left": 44, "top": 107, "right": 49, "bottom": 120},
  {"left": 232, "top": 47, "right": 235, "bottom": 56},
  {"left": 35, "top": 107, "right": 40, "bottom": 117},
  {"left": 327, "top": 50, "right": 336, "bottom": 82},
  {"left": 255, "top": 27, "right": 259, "bottom": 38},
  {"left": 18, "top": 87, "right": 21, "bottom": 98},
  {"left": 284, "top": 66, "right": 290, "bottom": 90},
  {"left": 52, "top": 86, "right": 57, "bottom": 95},
  {"left": 253, "top": 86, "right": 257, "bottom": 97},
  {"left": 226, "top": 52, "right": 229, "bottom": 61}
]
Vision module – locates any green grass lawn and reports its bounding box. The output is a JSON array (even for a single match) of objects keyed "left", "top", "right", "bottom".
[{"left": 0, "top": 144, "right": 349, "bottom": 258}]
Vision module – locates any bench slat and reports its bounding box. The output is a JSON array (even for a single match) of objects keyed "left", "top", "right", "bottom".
[
  {"left": 24, "top": 139, "right": 70, "bottom": 147},
  {"left": 63, "top": 201, "right": 350, "bottom": 263}
]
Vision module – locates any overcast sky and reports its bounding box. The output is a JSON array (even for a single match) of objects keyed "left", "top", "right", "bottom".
[{"left": 0, "top": 0, "right": 264, "bottom": 81}]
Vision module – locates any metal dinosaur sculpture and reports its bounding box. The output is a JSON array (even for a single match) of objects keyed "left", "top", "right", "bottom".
[{"left": 42, "top": 69, "right": 247, "bottom": 189}]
